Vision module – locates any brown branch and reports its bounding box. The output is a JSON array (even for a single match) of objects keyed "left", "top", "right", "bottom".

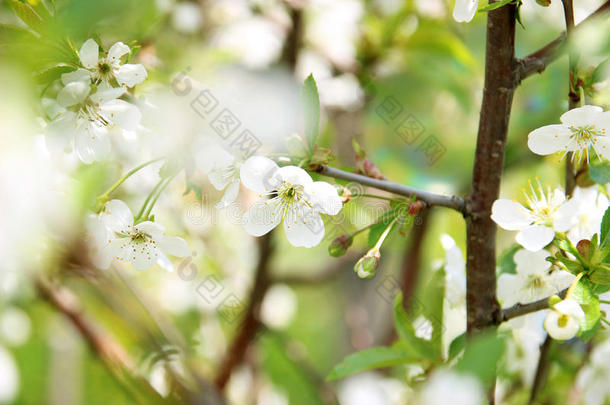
[
  {"left": 517, "top": 0, "right": 610, "bottom": 82},
  {"left": 313, "top": 165, "right": 466, "bottom": 213},
  {"left": 528, "top": 335, "right": 553, "bottom": 405},
  {"left": 500, "top": 288, "right": 567, "bottom": 322},
  {"left": 214, "top": 232, "right": 274, "bottom": 390},
  {"left": 466, "top": 2, "right": 517, "bottom": 336}
]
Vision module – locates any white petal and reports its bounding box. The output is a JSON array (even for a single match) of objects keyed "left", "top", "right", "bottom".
[
  {"left": 156, "top": 252, "right": 174, "bottom": 272},
  {"left": 242, "top": 198, "right": 282, "bottom": 236},
  {"left": 102, "top": 199, "right": 134, "bottom": 233},
  {"left": 99, "top": 99, "right": 142, "bottom": 131},
  {"left": 305, "top": 181, "right": 342, "bottom": 215},
  {"left": 560, "top": 105, "right": 604, "bottom": 127},
  {"left": 90, "top": 86, "right": 125, "bottom": 104},
  {"left": 514, "top": 249, "right": 551, "bottom": 276},
  {"left": 555, "top": 299, "right": 585, "bottom": 320},
  {"left": 216, "top": 180, "right": 240, "bottom": 209},
  {"left": 277, "top": 165, "right": 313, "bottom": 187},
  {"left": 491, "top": 199, "right": 532, "bottom": 230},
  {"left": 544, "top": 311, "right": 580, "bottom": 340},
  {"left": 42, "top": 97, "right": 66, "bottom": 120},
  {"left": 527, "top": 124, "right": 574, "bottom": 155},
  {"left": 107, "top": 42, "right": 130, "bottom": 63},
  {"left": 497, "top": 274, "right": 521, "bottom": 306},
  {"left": 57, "top": 81, "right": 90, "bottom": 107},
  {"left": 74, "top": 122, "right": 110, "bottom": 163},
  {"left": 134, "top": 221, "right": 165, "bottom": 239},
  {"left": 157, "top": 236, "right": 189, "bottom": 257},
  {"left": 592, "top": 136, "right": 610, "bottom": 161},
  {"left": 45, "top": 111, "right": 77, "bottom": 153},
  {"left": 553, "top": 198, "right": 578, "bottom": 232},
  {"left": 61, "top": 68, "right": 92, "bottom": 85},
  {"left": 115, "top": 63, "right": 147, "bottom": 87},
  {"left": 131, "top": 244, "right": 157, "bottom": 270},
  {"left": 79, "top": 39, "right": 99, "bottom": 69},
  {"left": 105, "top": 237, "right": 131, "bottom": 262},
  {"left": 515, "top": 225, "right": 555, "bottom": 252},
  {"left": 452, "top": 0, "right": 478, "bottom": 22},
  {"left": 283, "top": 205, "right": 324, "bottom": 248},
  {"left": 240, "top": 156, "right": 280, "bottom": 193},
  {"left": 0, "top": 345, "right": 19, "bottom": 403}
]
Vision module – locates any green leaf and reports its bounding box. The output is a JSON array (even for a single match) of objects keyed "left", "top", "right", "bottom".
[
  {"left": 589, "top": 163, "right": 610, "bottom": 185},
  {"left": 449, "top": 333, "right": 466, "bottom": 359},
  {"left": 600, "top": 207, "right": 610, "bottom": 247},
  {"left": 36, "top": 64, "right": 74, "bottom": 84},
  {"left": 497, "top": 244, "right": 520, "bottom": 275},
  {"left": 8, "top": 0, "right": 44, "bottom": 33},
  {"left": 301, "top": 74, "right": 320, "bottom": 151},
  {"left": 590, "top": 266, "right": 610, "bottom": 285},
  {"left": 367, "top": 209, "right": 399, "bottom": 247},
  {"left": 393, "top": 293, "right": 437, "bottom": 361},
  {"left": 456, "top": 330, "right": 506, "bottom": 387},
  {"left": 326, "top": 346, "right": 412, "bottom": 381},
  {"left": 479, "top": 0, "right": 515, "bottom": 12},
  {"left": 572, "top": 279, "right": 601, "bottom": 334}
]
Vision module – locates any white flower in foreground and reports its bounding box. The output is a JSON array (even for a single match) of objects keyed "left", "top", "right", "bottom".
[
  {"left": 91, "top": 200, "right": 189, "bottom": 271},
  {"left": 453, "top": 0, "right": 478, "bottom": 23},
  {"left": 196, "top": 142, "right": 241, "bottom": 209},
  {"left": 528, "top": 105, "right": 610, "bottom": 163},
  {"left": 74, "top": 38, "right": 147, "bottom": 87},
  {"left": 419, "top": 370, "right": 483, "bottom": 405},
  {"left": 491, "top": 180, "right": 574, "bottom": 251},
  {"left": 544, "top": 298, "right": 584, "bottom": 340},
  {"left": 240, "top": 156, "right": 342, "bottom": 248},
  {"left": 45, "top": 80, "right": 141, "bottom": 163},
  {"left": 0, "top": 345, "right": 19, "bottom": 403},
  {"left": 497, "top": 249, "right": 574, "bottom": 306}
]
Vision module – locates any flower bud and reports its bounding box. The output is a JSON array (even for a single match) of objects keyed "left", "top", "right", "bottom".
[
  {"left": 536, "top": 0, "right": 551, "bottom": 6},
  {"left": 576, "top": 239, "right": 591, "bottom": 258},
  {"left": 329, "top": 234, "right": 353, "bottom": 257},
  {"left": 548, "top": 295, "right": 562, "bottom": 308},
  {"left": 409, "top": 200, "right": 426, "bottom": 216},
  {"left": 354, "top": 248, "right": 380, "bottom": 279},
  {"left": 339, "top": 186, "right": 352, "bottom": 203}
]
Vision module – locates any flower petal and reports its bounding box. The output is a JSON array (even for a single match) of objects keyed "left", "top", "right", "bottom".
[
  {"left": 491, "top": 199, "right": 532, "bottom": 230},
  {"left": 559, "top": 105, "right": 604, "bottom": 127},
  {"left": 527, "top": 124, "right": 574, "bottom": 155},
  {"left": 592, "top": 136, "right": 610, "bottom": 161},
  {"left": 305, "top": 181, "right": 342, "bottom": 215},
  {"left": 57, "top": 81, "right": 90, "bottom": 107},
  {"left": 45, "top": 111, "right": 77, "bottom": 153},
  {"left": 99, "top": 99, "right": 142, "bottom": 131},
  {"left": 74, "top": 122, "right": 110, "bottom": 163},
  {"left": 283, "top": 205, "right": 324, "bottom": 248},
  {"left": 157, "top": 236, "right": 190, "bottom": 257},
  {"left": 240, "top": 156, "right": 280, "bottom": 194},
  {"left": 79, "top": 39, "right": 99, "bottom": 69},
  {"left": 515, "top": 225, "right": 555, "bottom": 252},
  {"left": 102, "top": 199, "right": 134, "bottom": 233},
  {"left": 514, "top": 249, "right": 551, "bottom": 276},
  {"left": 216, "top": 180, "right": 240, "bottom": 209},
  {"left": 156, "top": 252, "right": 174, "bottom": 272},
  {"left": 134, "top": 221, "right": 166, "bottom": 240},
  {"left": 277, "top": 165, "right": 313, "bottom": 187},
  {"left": 452, "top": 0, "right": 478, "bottom": 22},
  {"left": 107, "top": 42, "right": 130, "bottom": 63},
  {"left": 115, "top": 63, "right": 147, "bottom": 87},
  {"left": 90, "top": 85, "right": 125, "bottom": 104},
  {"left": 61, "top": 68, "right": 92, "bottom": 85},
  {"left": 544, "top": 310, "right": 580, "bottom": 340},
  {"left": 242, "top": 197, "right": 282, "bottom": 236}
]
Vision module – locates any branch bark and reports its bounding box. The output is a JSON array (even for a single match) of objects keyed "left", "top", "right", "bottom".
[
  {"left": 313, "top": 165, "right": 466, "bottom": 213},
  {"left": 466, "top": 2, "right": 517, "bottom": 335},
  {"left": 500, "top": 288, "right": 567, "bottom": 322}
]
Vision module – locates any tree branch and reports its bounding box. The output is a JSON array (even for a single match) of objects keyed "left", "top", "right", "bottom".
[
  {"left": 214, "top": 232, "right": 274, "bottom": 390},
  {"left": 313, "top": 165, "right": 466, "bottom": 213},
  {"left": 500, "top": 288, "right": 567, "bottom": 322},
  {"left": 516, "top": 0, "right": 610, "bottom": 82}
]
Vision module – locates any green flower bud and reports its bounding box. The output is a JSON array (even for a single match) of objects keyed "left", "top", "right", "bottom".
[
  {"left": 329, "top": 234, "right": 353, "bottom": 257},
  {"left": 536, "top": 0, "right": 551, "bottom": 6},
  {"left": 354, "top": 248, "right": 380, "bottom": 279}
]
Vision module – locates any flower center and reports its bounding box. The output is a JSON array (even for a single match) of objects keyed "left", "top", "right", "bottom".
[
  {"left": 569, "top": 125, "right": 605, "bottom": 162},
  {"left": 521, "top": 178, "right": 561, "bottom": 226},
  {"left": 526, "top": 274, "right": 545, "bottom": 290},
  {"left": 131, "top": 232, "right": 148, "bottom": 243},
  {"left": 557, "top": 314, "right": 569, "bottom": 328}
]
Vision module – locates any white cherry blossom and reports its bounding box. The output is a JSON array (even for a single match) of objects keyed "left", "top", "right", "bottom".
[
  {"left": 419, "top": 370, "right": 483, "bottom": 405},
  {"left": 497, "top": 249, "right": 574, "bottom": 306},
  {"left": 90, "top": 200, "right": 189, "bottom": 271},
  {"left": 544, "top": 298, "right": 585, "bottom": 340},
  {"left": 74, "top": 38, "right": 148, "bottom": 87},
  {"left": 528, "top": 105, "right": 610, "bottom": 163},
  {"left": 45, "top": 80, "right": 141, "bottom": 163},
  {"left": 453, "top": 0, "right": 478, "bottom": 23},
  {"left": 196, "top": 141, "right": 241, "bottom": 208},
  {"left": 491, "top": 179, "right": 575, "bottom": 251},
  {"left": 564, "top": 186, "right": 609, "bottom": 245},
  {"left": 240, "top": 156, "right": 342, "bottom": 248}
]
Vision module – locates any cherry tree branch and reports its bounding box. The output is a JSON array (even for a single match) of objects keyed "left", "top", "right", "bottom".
[
  {"left": 516, "top": 0, "right": 610, "bottom": 82},
  {"left": 313, "top": 165, "right": 466, "bottom": 213},
  {"left": 500, "top": 288, "right": 567, "bottom": 322}
]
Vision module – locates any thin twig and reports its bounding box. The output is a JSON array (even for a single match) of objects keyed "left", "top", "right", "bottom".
[
  {"left": 313, "top": 165, "right": 466, "bottom": 213},
  {"left": 500, "top": 288, "right": 567, "bottom": 322},
  {"left": 528, "top": 335, "right": 553, "bottom": 405},
  {"left": 517, "top": 0, "right": 610, "bottom": 82}
]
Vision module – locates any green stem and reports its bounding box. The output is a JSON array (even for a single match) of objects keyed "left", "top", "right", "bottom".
[
  {"left": 135, "top": 178, "right": 165, "bottom": 221},
  {"left": 600, "top": 300, "right": 610, "bottom": 305},
  {"left": 601, "top": 318, "right": 610, "bottom": 327},
  {"left": 373, "top": 218, "right": 398, "bottom": 250},
  {"left": 579, "top": 85, "right": 586, "bottom": 107},
  {"left": 357, "top": 193, "right": 396, "bottom": 202},
  {"left": 565, "top": 272, "right": 584, "bottom": 300},
  {"left": 141, "top": 175, "right": 176, "bottom": 221},
  {"left": 99, "top": 157, "right": 164, "bottom": 201}
]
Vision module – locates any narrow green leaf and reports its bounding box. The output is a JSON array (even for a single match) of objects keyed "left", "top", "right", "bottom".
[
  {"left": 449, "top": 333, "right": 466, "bottom": 359},
  {"left": 326, "top": 346, "right": 411, "bottom": 381},
  {"left": 301, "top": 74, "right": 320, "bottom": 150},
  {"left": 479, "top": 0, "right": 515, "bottom": 12},
  {"left": 8, "top": 0, "right": 44, "bottom": 33},
  {"left": 600, "top": 207, "right": 610, "bottom": 247},
  {"left": 456, "top": 331, "right": 506, "bottom": 387},
  {"left": 589, "top": 163, "right": 610, "bottom": 185},
  {"left": 393, "top": 293, "right": 437, "bottom": 360}
]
